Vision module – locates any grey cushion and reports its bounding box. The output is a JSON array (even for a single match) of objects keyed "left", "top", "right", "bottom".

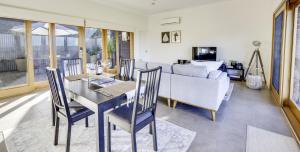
[
  {"left": 172, "top": 64, "right": 208, "bottom": 78},
  {"left": 147, "top": 62, "right": 173, "bottom": 73},
  {"left": 135, "top": 61, "right": 147, "bottom": 70},
  {"left": 107, "top": 103, "right": 153, "bottom": 132}
]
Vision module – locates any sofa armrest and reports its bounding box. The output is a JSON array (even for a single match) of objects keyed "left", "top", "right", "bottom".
[
  {"left": 171, "top": 73, "right": 229, "bottom": 111},
  {"left": 215, "top": 72, "right": 230, "bottom": 106}
]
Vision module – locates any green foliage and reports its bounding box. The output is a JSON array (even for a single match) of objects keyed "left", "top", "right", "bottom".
[
  {"left": 87, "top": 46, "right": 100, "bottom": 56},
  {"left": 107, "top": 39, "right": 116, "bottom": 59}
]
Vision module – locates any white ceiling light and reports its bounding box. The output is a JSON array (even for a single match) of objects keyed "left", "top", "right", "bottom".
[{"left": 151, "top": 0, "right": 157, "bottom": 6}]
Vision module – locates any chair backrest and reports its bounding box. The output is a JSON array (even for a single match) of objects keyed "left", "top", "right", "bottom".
[
  {"left": 61, "top": 58, "right": 83, "bottom": 78},
  {"left": 131, "top": 66, "right": 162, "bottom": 125},
  {"left": 46, "top": 67, "right": 71, "bottom": 119},
  {"left": 119, "top": 58, "right": 135, "bottom": 81}
]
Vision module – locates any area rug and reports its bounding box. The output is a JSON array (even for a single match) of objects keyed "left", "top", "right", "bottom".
[
  {"left": 246, "top": 125, "right": 299, "bottom": 152},
  {"left": 0, "top": 131, "right": 8, "bottom": 152},
  {"left": 4, "top": 117, "right": 196, "bottom": 152}
]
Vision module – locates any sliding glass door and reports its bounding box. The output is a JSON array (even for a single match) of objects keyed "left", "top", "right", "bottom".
[
  {"left": 32, "top": 22, "right": 50, "bottom": 82},
  {"left": 118, "top": 31, "right": 131, "bottom": 59},
  {"left": 292, "top": 7, "right": 300, "bottom": 110},
  {"left": 55, "top": 24, "right": 79, "bottom": 71},
  {"left": 271, "top": 4, "right": 286, "bottom": 104},
  {"left": 107, "top": 30, "right": 117, "bottom": 68},
  {"left": 85, "top": 27, "right": 102, "bottom": 73},
  {"left": 0, "top": 18, "right": 27, "bottom": 89}
]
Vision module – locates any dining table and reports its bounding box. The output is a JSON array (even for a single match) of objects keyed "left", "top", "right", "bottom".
[{"left": 62, "top": 77, "right": 130, "bottom": 152}]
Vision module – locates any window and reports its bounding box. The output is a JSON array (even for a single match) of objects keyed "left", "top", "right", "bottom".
[
  {"left": 118, "top": 31, "right": 131, "bottom": 59},
  {"left": 292, "top": 7, "right": 300, "bottom": 109},
  {"left": 0, "top": 18, "right": 27, "bottom": 88},
  {"left": 85, "top": 28, "right": 102, "bottom": 73},
  {"left": 107, "top": 30, "right": 117, "bottom": 68},
  {"left": 32, "top": 22, "right": 50, "bottom": 82},
  {"left": 55, "top": 24, "right": 79, "bottom": 71}
]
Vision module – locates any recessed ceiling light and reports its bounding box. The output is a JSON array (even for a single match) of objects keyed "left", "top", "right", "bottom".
[{"left": 151, "top": 0, "right": 157, "bottom": 5}]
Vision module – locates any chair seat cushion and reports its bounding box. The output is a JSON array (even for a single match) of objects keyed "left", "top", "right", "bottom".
[
  {"left": 107, "top": 103, "right": 153, "bottom": 132},
  {"left": 71, "top": 107, "right": 94, "bottom": 122},
  {"left": 68, "top": 101, "right": 84, "bottom": 109}
]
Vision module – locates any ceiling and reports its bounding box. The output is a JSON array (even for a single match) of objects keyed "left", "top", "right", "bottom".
[{"left": 89, "top": 0, "right": 228, "bottom": 15}]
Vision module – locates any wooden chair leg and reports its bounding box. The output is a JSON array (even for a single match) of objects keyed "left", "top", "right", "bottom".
[
  {"left": 66, "top": 124, "right": 72, "bottom": 152},
  {"left": 85, "top": 117, "right": 89, "bottom": 128},
  {"left": 107, "top": 121, "right": 111, "bottom": 152},
  {"left": 167, "top": 98, "right": 171, "bottom": 107},
  {"left": 210, "top": 110, "right": 216, "bottom": 122},
  {"left": 152, "top": 120, "right": 158, "bottom": 151},
  {"left": 54, "top": 116, "right": 60, "bottom": 145},
  {"left": 131, "top": 133, "right": 137, "bottom": 152},
  {"left": 173, "top": 101, "right": 178, "bottom": 109}
]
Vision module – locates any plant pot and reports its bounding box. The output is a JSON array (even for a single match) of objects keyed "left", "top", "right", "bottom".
[
  {"left": 90, "top": 55, "right": 97, "bottom": 64},
  {"left": 15, "top": 58, "right": 27, "bottom": 72},
  {"left": 246, "top": 74, "right": 264, "bottom": 90},
  {"left": 107, "top": 59, "right": 113, "bottom": 69}
]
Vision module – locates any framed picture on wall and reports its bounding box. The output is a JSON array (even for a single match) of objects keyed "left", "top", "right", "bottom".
[
  {"left": 171, "top": 31, "right": 181, "bottom": 43},
  {"left": 161, "top": 32, "right": 170, "bottom": 43}
]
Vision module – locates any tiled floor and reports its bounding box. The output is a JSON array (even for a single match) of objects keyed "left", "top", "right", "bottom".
[{"left": 0, "top": 82, "right": 293, "bottom": 152}]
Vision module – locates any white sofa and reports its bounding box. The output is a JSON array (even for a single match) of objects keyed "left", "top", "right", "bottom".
[
  {"left": 147, "top": 62, "right": 172, "bottom": 107},
  {"left": 133, "top": 61, "right": 230, "bottom": 121},
  {"left": 171, "top": 64, "right": 230, "bottom": 121}
]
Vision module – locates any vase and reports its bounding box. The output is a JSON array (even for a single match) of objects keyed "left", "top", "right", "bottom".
[
  {"left": 90, "top": 55, "right": 97, "bottom": 64},
  {"left": 15, "top": 58, "right": 27, "bottom": 72}
]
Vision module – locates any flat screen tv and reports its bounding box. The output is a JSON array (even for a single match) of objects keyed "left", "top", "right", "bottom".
[{"left": 192, "top": 47, "right": 217, "bottom": 61}]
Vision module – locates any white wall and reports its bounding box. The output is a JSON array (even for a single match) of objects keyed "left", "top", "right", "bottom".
[
  {"left": 0, "top": 0, "right": 147, "bottom": 31},
  {"left": 138, "top": 0, "right": 282, "bottom": 85}
]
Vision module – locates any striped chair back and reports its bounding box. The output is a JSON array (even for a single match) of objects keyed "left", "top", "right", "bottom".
[
  {"left": 46, "top": 67, "right": 71, "bottom": 119},
  {"left": 132, "top": 66, "right": 162, "bottom": 125},
  {"left": 61, "top": 58, "right": 83, "bottom": 78},
  {"left": 119, "top": 58, "right": 135, "bottom": 81}
]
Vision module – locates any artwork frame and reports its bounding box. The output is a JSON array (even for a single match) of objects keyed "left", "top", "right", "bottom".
[
  {"left": 171, "top": 31, "right": 181, "bottom": 43},
  {"left": 161, "top": 32, "right": 170, "bottom": 43}
]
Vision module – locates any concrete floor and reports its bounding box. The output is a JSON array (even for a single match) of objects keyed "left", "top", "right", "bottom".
[{"left": 0, "top": 82, "right": 293, "bottom": 152}]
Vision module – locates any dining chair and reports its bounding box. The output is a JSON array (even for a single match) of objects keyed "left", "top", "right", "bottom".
[
  {"left": 60, "top": 58, "right": 83, "bottom": 78},
  {"left": 106, "top": 66, "right": 162, "bottom": 152},
  {"left": 51, "top": 58, "right": 83, "bottom": 127},
  {"left": 46, "top": 67, "right": 94, "bottom": 152},
  {"left": 119, "top": 58, "right": 135, "bottom": 81}
]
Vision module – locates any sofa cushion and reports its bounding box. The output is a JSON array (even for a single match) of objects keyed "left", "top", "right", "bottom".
[
  {"left": 135, "top": 60, "right": 147, "bottom": 70},
  {"left": 147, "top": 62, "right": 173, "bottom": 73},
  {"left": 172, "top": 64, "right": 208, "bottom": 78},
  {"left": 191, "top": 60, "right": 223, "bottom": 73},
  {"left": 208, "top": 70, "right": 223, "bottom": 80}
]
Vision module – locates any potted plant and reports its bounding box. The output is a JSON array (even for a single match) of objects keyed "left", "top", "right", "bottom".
[
  {"left": 15, "top": 56, "right": 27, "bottom": 72},
  {"left": 89, "top": 48, "right": 98, "bottom": 64},
  {"left": 107, "top": 39, "right": 116, "bottom": 69}
]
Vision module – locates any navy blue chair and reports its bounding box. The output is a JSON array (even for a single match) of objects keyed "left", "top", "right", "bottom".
[
  {"left": 60, "top": 58, "right": 83, "bottom": 78},
  {"left": 106, "top": 66, "right": 162, "bottom": 152},
  {"left": 119, "top": 58, "right": 135, "bottom": 81},
  {"left": 46, "top": 67, "right": 94, "bottom": 152}
]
